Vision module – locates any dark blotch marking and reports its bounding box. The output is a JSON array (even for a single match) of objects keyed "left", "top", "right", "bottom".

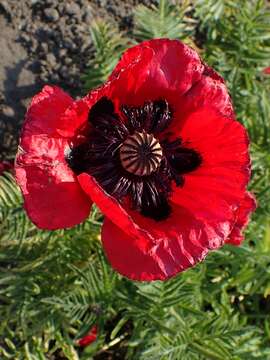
[
  {"left": 88, "top": 96, "right": 115, "bottom": 121},
  {"left": 169, "top": 147, "right": 202, "bottom": 174}
]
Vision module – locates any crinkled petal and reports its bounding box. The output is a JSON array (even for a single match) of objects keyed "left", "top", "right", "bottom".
[
  {"left": 16, "top": 86, "right": 92, "bottom": 229},
  {"left": 175, "top": 107, "right": 250, "bottom": 188},
  {"left": 179, "top": 69, "right": 234, "bottom": 118},
  {"left": 226, "top": 192, "right": 256, "bottom": 245},
  {"left": 108, "top": 39, "right": 204, "bottom": 107},
  {"left": 85, "top": 40, "right": 230, "bottom": 135},
  {"left": 101, "top": 219, "right": 169, "bottom": 281},
  {"left": 168, "top": 70, "right": 235, "bottom": 138},
  {"left": 171, "top": 108, "right": 251, "bottom": 246},
  {"left": 78, "top": 173, "right": 212, "bottom": 281},
  {"left": 22, "top": 85, "right": 89, "bottom": 138},
  {"left": 77, "top": 173, "right": 153, "bottom": 251},
  {"left": 16, "top": 136, "right": 91, "bottom": 229},
  {"left": 107, "top": 39, "right": 235, "bottom": 142},
  {"left": 101, "top": 204, "right": 212, "bottom": 281}
]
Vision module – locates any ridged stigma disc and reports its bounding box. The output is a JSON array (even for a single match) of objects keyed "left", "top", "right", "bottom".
[{"left": 120, "top": 131, "right": 163, "bottom": 176}]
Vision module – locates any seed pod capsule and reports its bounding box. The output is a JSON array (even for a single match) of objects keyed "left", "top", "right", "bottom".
[{"left": 120, "top": 131, "right": 163, "bottom": 176}]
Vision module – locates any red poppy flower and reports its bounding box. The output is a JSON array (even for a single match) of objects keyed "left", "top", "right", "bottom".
[
  {"left": 15, "top": 39, "right": 255, "bottom": 281},
  {"left": 77, "top": 325, "right": 98, "bottom": 347}
]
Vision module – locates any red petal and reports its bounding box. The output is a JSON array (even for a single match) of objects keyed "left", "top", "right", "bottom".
[
  {"left": 180, "top": 69, "right": 234, "bottom": 118},
  {"left": 79, "top": 173, "right": 198, "bottom": 280},
  {"left": 108, "top": 39, "right": 204, "bottom": 107},
  {"left": 16, "top": 136, "right": 91, "bottom": 229},
  {"left": 177, "top": 108, "right": 250, "bottom": 185},
  {"left": 16, "top": 86, "right": 92, "bottom": 229},
  {"left": 102, "top": 219, "right": 169, "bottom": 281},
  {"left": 22, "top": 85, "right": 89, "bottom": 138},
  {"left": 167, "top": 70, "right": 234, "bottom": 138},
  {"left": 77, "top": 173, "right": 153, "bottom": 252},
  {"left": 102, "top": 204, "right": 211, "bottom": 281},
  {"left": 83, "top": 40, "right": 230, "bottom": 136},
  {"left": 226, "top": 192, "right": 256, "bottom": 245},
  {"left": 77, "top": 175, "right": 220, "bottom": 281},
  {"left": 171, "top": 108, "right": 251, "bottom": 245},
  {"left": 110, "top": 42, "right": 153, "bottom": 80},
  {"left": 107, "top": 39, "right": 234, "bottom": 141}
]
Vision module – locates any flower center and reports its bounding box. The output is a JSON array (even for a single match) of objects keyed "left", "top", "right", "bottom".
[
  {"left": 120, "top": 131, "right": 163, "bottom": 176},
  {"left": 66, "top": 97, "right": 202, "bottom": 222}
]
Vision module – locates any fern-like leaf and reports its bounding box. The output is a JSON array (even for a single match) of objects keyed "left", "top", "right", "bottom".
[
  {"left": 83, "top": 20, "right": 129, "bottom": 90},
  {"left": 134, "top": 0, "right": 195, "bottom": 41}
]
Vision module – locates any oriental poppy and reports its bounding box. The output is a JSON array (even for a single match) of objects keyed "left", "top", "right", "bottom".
[{"left": 15, "top": 39, "right": 255, "bottom": 281}]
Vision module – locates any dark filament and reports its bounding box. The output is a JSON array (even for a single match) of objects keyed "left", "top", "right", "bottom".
[{"left": 66, "top": 97, "right": 202, "bottom": 221}]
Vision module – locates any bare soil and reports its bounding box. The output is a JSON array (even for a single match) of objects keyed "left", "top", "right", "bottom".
[{"left": 0, "top": 0, "right": 154, "bottom": 160}]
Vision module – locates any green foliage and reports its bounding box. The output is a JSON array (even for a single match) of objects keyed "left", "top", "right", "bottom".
[
  {"left": 1, "top": 174, "right": 270, "bottom": 358},
  {"left": 2, "top": 0, "right": 270, "bottom": 358},
  {"left": 133, "top": 0, "right": 195, "bottom": 41},
  {"left": 196, "top": 0, "right": 270, "bottom": 125},
  {"left": 195, "top": 0, "right": 270, "bottom": 231},
  {"left": 0, "top": 172, "right": 31, "bottom": 244},
  {"left": 83, "top": 20, "right": 129, "bottom": 90}
]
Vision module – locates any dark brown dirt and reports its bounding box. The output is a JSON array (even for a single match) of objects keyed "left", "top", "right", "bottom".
[
  {"left": 0, "top": 0, "right": 155, "bottom": 161},
  {"left": 0, "top": 12, "right": 39, "bottom": 160}
]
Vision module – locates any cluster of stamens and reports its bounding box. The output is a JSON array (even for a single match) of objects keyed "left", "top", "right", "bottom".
[{"left": 67, "top": 97, "right": 202, "bottom": 221}]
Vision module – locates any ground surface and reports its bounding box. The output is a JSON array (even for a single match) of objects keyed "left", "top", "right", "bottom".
[{"left": 0, "top": 0, "right": 153, "bottom": 160}]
